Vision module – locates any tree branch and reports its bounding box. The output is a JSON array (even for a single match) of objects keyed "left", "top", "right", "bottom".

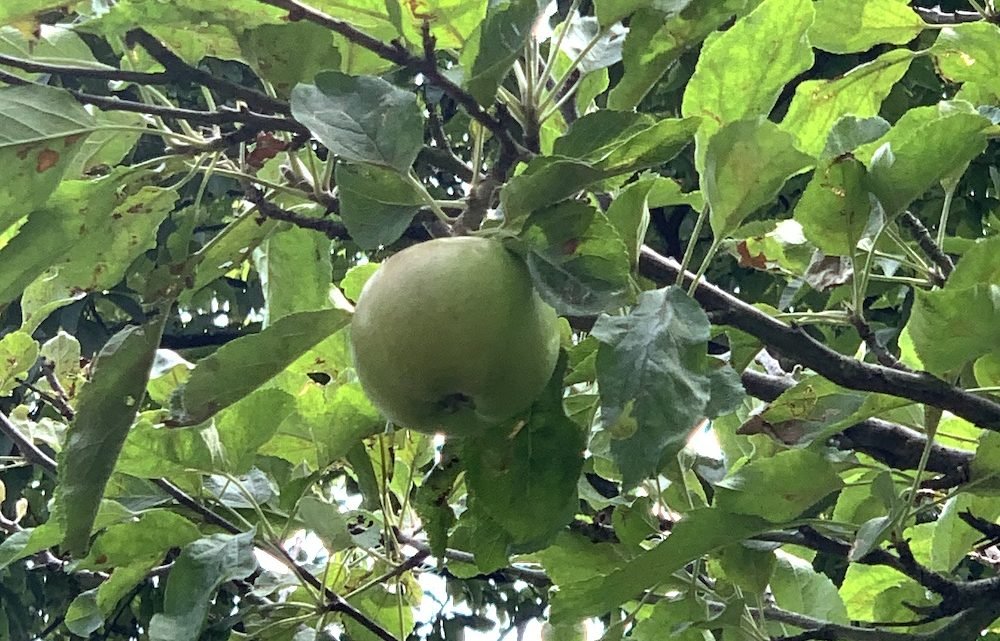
[
  {"left": 0, "top": 68, "right": 307, "bottom": 135},
  {"left": 898, "top": 212, "right": 954, "bottom": 282},
  {"left": 740, "top": 369, "right": 972, "bottom": 483},
  {"left": 912, "top": 7, "right": 992, "bottom": 25},
  {"left": 124, "top": 28, "right": 289, "bottom": 115},
  {"left": 638, "top": 246, "right": 1000, "bottom": 430}
]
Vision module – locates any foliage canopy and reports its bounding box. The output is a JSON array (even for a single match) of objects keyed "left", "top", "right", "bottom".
[{"left": 2, "top": 1, "right": 1000, "bottom": 640}]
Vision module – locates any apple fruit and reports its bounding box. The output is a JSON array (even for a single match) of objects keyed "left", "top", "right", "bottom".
[{"left": 349, "top": 236, "right": 560, "bottom": 435}]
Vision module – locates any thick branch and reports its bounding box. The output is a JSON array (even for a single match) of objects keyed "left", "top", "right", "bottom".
[
  {"left": 741, "top": 369, "right": 971, "bottom": 482},
  {"left": 638, "top": 246, "right": 1000, "bottom": 430}
]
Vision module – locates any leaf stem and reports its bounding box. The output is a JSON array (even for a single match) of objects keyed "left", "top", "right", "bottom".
[{"left": 676, "top": 206, "right": 711, "bottom": 286}]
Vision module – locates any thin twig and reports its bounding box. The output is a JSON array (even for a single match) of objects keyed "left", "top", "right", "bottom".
[
  {"left": 253, "top": 0, "right": 527, "bottom": 160},
  {"left": 898, "top": 212, "right": 954, "bottom": 282}
]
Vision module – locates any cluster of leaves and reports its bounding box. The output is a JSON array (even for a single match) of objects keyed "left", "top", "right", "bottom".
[{"left": 1, "top": 0, "right": 1000, "bottom": 641}]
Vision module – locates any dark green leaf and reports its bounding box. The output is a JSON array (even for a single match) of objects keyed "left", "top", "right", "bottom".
[
  {"left": 500, "top": 156, "right": 604, "bottom": 227},
  {"left": 462, "top": 355, "right": 586, "bottom": 548},
  {"left": 592, "top": 287, "right": 742, "bottom": 487},
  {"left": 254, "top": 225, "right": 333, "bottom": 324},
  {"left": 606, "top": 178, "right": 655, "bottom": 265},
  {"left": 460, "top": 0, "right": 542, "bottom": 104},
  {"left": 290, "top": 71, "right": 423, "bottom": 173},
  {"left": 821, "top": 116, "right": 891, "bottom": 161},
  {"left": 595, "top": 0, "right": 693, "bottom": 27},
  {"left": 239, "top": 22, "right": 340, "bottom": 98},
  {"left": 335, "top": 162, "right": 423, "bottom": 249},
  {"left": 58, "top": 318, "right": 165, "bottom": 556},
  {"left": 608, "top": 1, "right": 743, "bottom": 110},
  {"left": 520, "top": 201, "right": 631, "bottom": 315},
  {"left": 148, "top": 531, "right": 257, "bottom": 641}
]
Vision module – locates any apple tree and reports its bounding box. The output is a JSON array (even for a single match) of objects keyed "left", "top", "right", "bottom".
[{"left": 1, "top": 1, "right": 1000, "bottom": 640}]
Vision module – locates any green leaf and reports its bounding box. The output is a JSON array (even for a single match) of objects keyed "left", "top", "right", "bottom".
[
  {"left": 460, "top": 0, "right": 542, "bottom": 105},
  {"left": 117, "top": 415, "right": 220, "bottom": 479},
  {"left": 57, "top": 319, "right": 165, "bottom": 556},
  {"left": 173, "top": 308, "right": 350, "bottom": 425},
  {"left": 66, "top": 562, "right": 156, "bottom": 637},
  {"left": 536, "top": 531, "right": 629, "bottom": 586},
  {"left": 606, "top": 178, "right": 655, "bottom": 265},
  {"left": 64, "top": 111, "right": 145, "bottom": 178},
  {"left": 809, "top": 0, "right": 923, "bottom": 54},
  {"left": 335, "top": 162, "right": 423, "bottom": 249},
  {"left": 704, "top": 118, "right": 812, "bottom": 239},
  {"left": 550, "top": 508, "right": 775, "bottom": 621},
  {"left": 595, "top": 0, "right": 693, "bottom": 27},
  {"left": 345, "top": 586, "right": 415, "bottom": 641},
  {"left": 297, "top": 496, "right": 355, "bottom": 551},
  {"left": 608, "top": 1, "right": 744, "bottom": 110},
  {"left": 239, "top": 22, "right": 340, "bottom": 98},
  {"left": 716, "top": 544, "right": 775, "bottom": 594},
  {"left": 216, "top": 389, "right": 296, "bottom": 474},
  {"left": 462, "top": 355, "right": 585, "bottom": 548},
  {"left": 0, "top": 84, "right": 96, "bottom": 234},
  {"left": 930, "top": 494, "right": 1000, "bottom": 572},
  {"left": 591, "top": 287, "right": 743, "bottom": 487},
  {"left": 148, "top": 531, "right": 257, "bottom": 641},
  {"left": 868, "top": 104, "right": 990, "bottom": 216},
  {"left": 906, "top": 284, "right": 1000, "bottom": 374},
  {"left": 940, "top": 232, "right": 1000, "bottom": 290},
  {"left": 290, "top": 71, "right": 423, "bottom": 173},
  {"left": 781, "top": 49, "right": 912, "bottom": 157},
  {"left": 682, "top": 0, "right": 814, "bottom": 145},
  {"left": 520, "top": 201, "right": 632, "bottom": 315},
  {"left": 254, "top": 225, "right": 333, "bottom": 325},
  {"left": 0, "top": 331, "right": 38, "bottom": 396},
  {"left": 715, "top": 450, "right": 843, "bottom": 523},
  {"left": 933, "top": 22, "right": 1000, "bottom": 88},
  {"left": 794, "top": 155, "right": 872, "bottom": 256},
  {"left": 19, "top": 173, "right": 178, "bottom": 332},
  {"left": 770, "top": 553, "right": 849, "bottom": 624},
  {"left": 595, "top": 117, "right": 700, "bottom": 175},
  {"left": 341, "top": 262, "right": 381, "bottom": 303},
  {"left": 821, "top": 115, "right": 891, "bottom": 161},
  {"left": 500, "top": 157, "right": 604, "bottom": 227},
  {"left": 394, "top": 0, "right": 486, "bottom": 50},
  {"left": 412, "top": 449, "right": 462, "bottom": 558},
  {"left": 77, "top": 510, "right": 201, "bottom": 571},
  {"left": 553, "top": 111, "right": 656, "bottom": 163}
]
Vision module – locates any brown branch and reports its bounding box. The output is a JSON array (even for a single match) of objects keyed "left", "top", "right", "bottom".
[
  {"left": 245, "top": 187, "right": 349, "bottom": 239},
  {"left": 898, "top": 212, "right": 954, "bottom": 282},
  {"left": 0, "top": 410, "right": 57, "bottom": 476},
  {"left": 740, "top": 369, "right": 972, "bottom": 483},
  {"left": 850, "top": 313, "right": 913, "bottom": 371},
  {"left": 637, "top": 246, "right": 1000, "bottom": 430},
  {"left": 0, "top": 68, "right": 307, "bottom": 135},
  {"left": 124, "top": 28, "right": 290, "bottom": 115}
]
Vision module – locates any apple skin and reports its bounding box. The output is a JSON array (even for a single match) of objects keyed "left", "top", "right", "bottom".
[{"left": 349, "top": 237, "right": 561, "bottom": 435}]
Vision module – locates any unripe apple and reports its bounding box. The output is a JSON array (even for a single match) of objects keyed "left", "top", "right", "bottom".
[{"left": 349, "top": 237, "right": 560, "bottom": 435}]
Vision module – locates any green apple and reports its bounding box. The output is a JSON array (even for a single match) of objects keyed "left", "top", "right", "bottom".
[{"left": 349, "top": 236, "right": 560, "bottom": 435}]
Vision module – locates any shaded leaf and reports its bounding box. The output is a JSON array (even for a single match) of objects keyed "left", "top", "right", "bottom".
[
  {"left": 592, "top": 287, "right": 742, "bottom": 487},
  {"left": 335, "top": 162, "right": 423, "bottom": 249},
  {"left": 291, "top": 71, "right": 423, "bottom": 173},
  {"left": 460, "top": 0, "right": 542, "bottom": 104},
  {"left": 771, "top": 552, "right": 849, "bottom": 624},
  {"left": 794, "top": 155, "right": 873, "bottom": 256},
  {"left": 58, "top": 319, "right": 165, "bottom": 556},
  {"left": 148, "top": 531, "right": 257, "bottom": 641},
  {"left": 462, "top": 355, "right": 585, "bottom": 548}
]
